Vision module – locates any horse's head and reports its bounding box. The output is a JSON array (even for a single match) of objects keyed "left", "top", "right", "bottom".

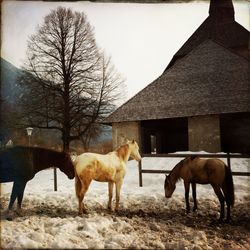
[
  {"left": 70, "top": 152, "right": 78, "bottom": 163},
  {"left": 165, "top": 159, "right": 184, "bottom": 198},
  {"left": 60, "top": 153, "right": 75, "bottom": 179},
  {"left": 164, "top": 175, "right": 176, "bottom": 198},
  {"left": 128, "top": 140, "right": 141, "bottom": 162}
]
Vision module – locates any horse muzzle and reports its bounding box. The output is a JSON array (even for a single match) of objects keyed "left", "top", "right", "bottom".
[
  {"left": 68, "top": 173, "right": 75, "bottom": 179},
  {"left": 136, "top": 156, "right": 142, "bottom": 162}
]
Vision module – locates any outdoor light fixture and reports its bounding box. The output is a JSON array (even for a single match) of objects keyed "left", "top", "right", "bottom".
[{"left": 26, "top": 127, "right": 33, "bottom": 136}]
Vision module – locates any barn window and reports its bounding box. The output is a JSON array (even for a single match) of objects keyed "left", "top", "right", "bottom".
[{"left": 150, "top": 135, "right": 157, "bottom": 154}]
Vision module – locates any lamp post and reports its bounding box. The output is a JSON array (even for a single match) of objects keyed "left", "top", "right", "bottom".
[{"left": 26, "top": 127, "right": 33, "bottom": 147}]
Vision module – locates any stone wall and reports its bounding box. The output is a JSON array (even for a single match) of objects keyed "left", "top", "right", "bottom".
[
  {"left": 112, "top": 116, "right": 222, "bottom": 153},
  {"left": 112, "top": 121, "right": 141, "bottom": 149},
  {"left": 188, "top": 115, "right": 221, "bottom": 153}
]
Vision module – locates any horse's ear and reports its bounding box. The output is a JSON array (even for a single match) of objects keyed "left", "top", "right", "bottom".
[{"left": 165, "top": 176, "right": 170, "bottom": 183}]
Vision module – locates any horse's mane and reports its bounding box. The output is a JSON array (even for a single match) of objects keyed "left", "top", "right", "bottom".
[
  {"left": 169, "top": 159, "right": 184, "bottom": 183},
  {"left": 170, "top": 156, "right": 199, "bottom": 182},
  {"left": 189, "top": 155, "right": 198, "bottom": 161},
  {"left": 115, "top": 143, "right": 129, "bottom": 161},
  {"left": 4, "top": 146, "right": 69, "bottom": 164},
  {"left": 9, "top": 146, "right": 66, "bottom": 155}
]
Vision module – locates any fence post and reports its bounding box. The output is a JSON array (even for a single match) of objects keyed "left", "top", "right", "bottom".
[
  {"left": 139, "top": 160, "right": 143, "bottom": 187},
  {"left": 54, "top": 167, "right": 57, "bottom": 191},
  {"left": 227, "top": 152, "right": 231, "bottom": 170}
]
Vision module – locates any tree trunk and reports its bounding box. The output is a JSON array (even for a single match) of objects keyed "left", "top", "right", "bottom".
[
  {"left": 63, "top": 136, "right": 70, "bottom": 152},
  {"left": 62, "top": 125, "right": 71, "bottom": 152}
]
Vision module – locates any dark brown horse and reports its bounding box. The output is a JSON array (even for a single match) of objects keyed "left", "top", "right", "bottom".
[
  {"left": 164, "top": 156, "right": 234, "bottom": 222},
  {"left": 0, "top": 146, "right": 75, "bottom": 213}
]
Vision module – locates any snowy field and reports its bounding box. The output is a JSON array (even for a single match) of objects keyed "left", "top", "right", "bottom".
[{"left": 1, "top": 155, "right": 250, "bottom": 249}]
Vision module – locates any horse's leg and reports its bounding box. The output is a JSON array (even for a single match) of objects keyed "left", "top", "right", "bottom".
[
  {"left": 115, "top": 180, "right": 123, "bottom": 212},
  {"left": 75, "top": 175, "right": 83, "bottom": 214},
  {"left": 16, "top": 181, "right": 27, "bottom": 215},
  {"left": 7, "top": 180, "right": 25, "bottom": 218},
  {"left": 77, "top": 189, "right": 84, "bottom": 215},
  {"left": 184, "top": 181, "right": 190, "bottom": 214},
  {"left": 192, "top": 183, "right": 198, "bottom": 212},
  {"left": 108, "top": 182, "right": 114, "bottom": 210},
  {"left": 79, "top": 177, "right": 92, "bottom": 214},
  {"left": 8, "top": 181, "right": 19, "bottom": 211},
  {"left": 211, "top": 184, "right": 225, "bottom": 222},
  {"left": 221, "top": 185, "right": 231, "bottom": 223}
]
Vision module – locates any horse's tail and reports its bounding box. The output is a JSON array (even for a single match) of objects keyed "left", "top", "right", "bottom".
[{"left": 223, "top": 164, "right": 235, "bottom": 207}]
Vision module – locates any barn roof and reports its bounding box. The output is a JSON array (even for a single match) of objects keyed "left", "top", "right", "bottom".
[
  {"left": 104, "top": 40, "right": 250, "bottom": 123},
  {"left": 166, "top": 0, "right": 249, "bottom": 69},
  {"left": 103, "top": 0, "right": 250, "bottom": 124}
]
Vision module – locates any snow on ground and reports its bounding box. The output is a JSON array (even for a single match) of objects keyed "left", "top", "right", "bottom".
[{"left": 1, "top": 155, "right": 250, "bottom": 249}]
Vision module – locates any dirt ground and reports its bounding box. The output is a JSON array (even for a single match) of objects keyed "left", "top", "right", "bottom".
[
  {"left": 1, "top": 194, "right": 249, "bottom": 250},
  {"left": 106, "top": 197, "right": 250, "bottom": 249},
  {"left": 119, "top": 205, "right": 249, "bottom": 249}
]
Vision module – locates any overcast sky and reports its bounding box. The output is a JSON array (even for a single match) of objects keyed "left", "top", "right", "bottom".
[{"left": 1, "top": 0, "right": 249, "bottom": 101}]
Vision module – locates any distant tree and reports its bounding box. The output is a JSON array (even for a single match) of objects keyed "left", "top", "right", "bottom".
[
  {"left": 0, "top": 100, "right": 16, "bottom": 145},
  {"left": 19, "top": 7, "right": 124, "bottom": 151}
]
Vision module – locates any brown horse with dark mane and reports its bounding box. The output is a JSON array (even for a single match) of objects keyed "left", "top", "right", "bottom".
[
  {"left": 0, "top": 146, "right": 75, "bottom": 214},
  {"left": 164, "top": 156, "right": 234, "bottom": 222}
]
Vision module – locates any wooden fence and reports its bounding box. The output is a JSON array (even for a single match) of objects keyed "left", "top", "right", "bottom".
[{"left": 138, "top": 153, "right": 250, "bottom": 187}]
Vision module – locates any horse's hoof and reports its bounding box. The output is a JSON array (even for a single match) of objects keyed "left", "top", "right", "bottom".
[
  {"left": 5, "top": 210, "right": 15, "bottom": 220},
  {"left": 82, "top": 209, "right": 88, "bottom": 214},
  {"left": 6, "top": 216, "right": 13, "bottom": 221},
  {"left": 108, "top": 207, "right": 113, "bottom": 211},
  {"left": 218, "top": 218, "right": 224, "bottom": 224},
  {"left": 225, "top": 218, "right": 232, "bottom": 224},
  {"left": 15, "top": 209, "right": 23, "bottom": 216}
]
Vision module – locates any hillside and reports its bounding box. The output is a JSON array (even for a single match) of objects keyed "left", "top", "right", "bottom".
[{"left": 1, "top": 58, "right": 23, "bottom": 105}]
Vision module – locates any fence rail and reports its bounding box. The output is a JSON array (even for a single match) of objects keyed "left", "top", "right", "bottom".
[{"left": 138, "top": 153, "right": 250, "bottom": 187}]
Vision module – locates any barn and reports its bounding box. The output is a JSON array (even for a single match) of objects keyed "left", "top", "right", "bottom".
[{"left": 103, "top": 0, "right": 250, "bottom": 154}]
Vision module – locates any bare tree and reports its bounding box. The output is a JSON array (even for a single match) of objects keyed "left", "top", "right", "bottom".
[
  {"left": 19, "top": 7, "right": 124, "bottom": 151},
  {"left": 76, "top": 52, "right": 126, "bottom": 149}
]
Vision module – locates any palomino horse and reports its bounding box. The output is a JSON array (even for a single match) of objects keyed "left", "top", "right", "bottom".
[
  {"left": 74, "top": 140, "right": 141, "bottom": 214},
  {"left": 0, "top": 146, "right": 75, "bottom": 214},
  {"left": 164, "top": 156, "right": 234, "bottom": 222}
]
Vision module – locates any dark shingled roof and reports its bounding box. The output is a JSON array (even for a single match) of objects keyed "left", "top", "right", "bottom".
[
  {"left": 104, "top": 40, "right": 250, "bottom": 123},
  {"left": 166, "top": 0, "right": 249, "bottom": 69},
  {"left": 103, "top": 0, "right": 250, "bottom": 124}
]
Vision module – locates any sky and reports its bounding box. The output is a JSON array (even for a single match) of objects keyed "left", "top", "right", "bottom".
[{"left": 1, "top": 0, "right": 249, "bottom": 101}]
